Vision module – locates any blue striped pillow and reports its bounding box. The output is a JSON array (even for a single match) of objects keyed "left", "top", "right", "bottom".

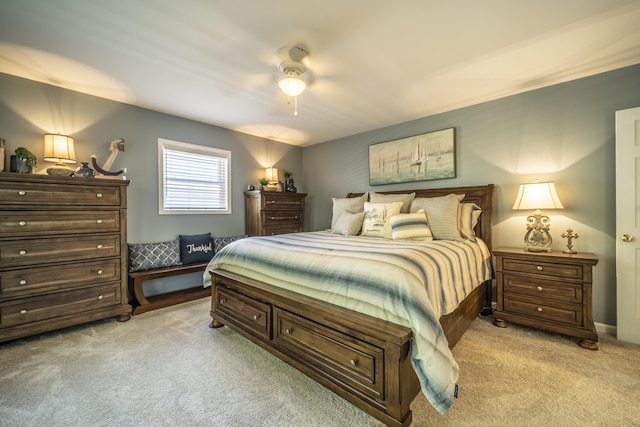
[{"left": 390, "top": 209, "right": 433, "bottom": 241}]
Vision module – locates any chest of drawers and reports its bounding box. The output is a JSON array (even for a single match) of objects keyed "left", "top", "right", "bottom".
[
  {"left": 0, "top": 173, "right": 131, "bottom": 343},
  {"left": 245, "top": 190, "right": 306, "bottom": 236},
  {"left": 492, "top": 247, "right": 599, "bottom": 349}
]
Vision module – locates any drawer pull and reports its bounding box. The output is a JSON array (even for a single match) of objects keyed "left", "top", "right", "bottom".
[
  {"left": 20, "top": 309, "right": 27, "bottom": 314},
  {"left": 253, "top": 314, "right": 261, "bottom": 320},
  {"left": 537, "top": 307, "right": 543, "bottom": 312},
  {"left": 537, "top": 285, "right": 543, "bottom": 291},
  {"left": 536, "top": 266, "right": 543, "bottom": 271},
  {"left": 18, "top": 220, "right": 26, "bottom": 226},
  {"left": 97, "top": 269, "right": 103, "bottom": 275},
  {"left": 96, "top": 219, "right": 103, "bottom": 224},
  {"left": 98, "top": 295, "right": 104, "bottom": 300},
  {"left": 18, "top": 190, "right": 26, "bottom": 196},
  {"left": 220, "top": 298, "right": 227, "bottom": 304},
  {"left": 270, "top": 200, "right": 275, "bottom": 204},
  {"left": 285, "top": 328, "right": 292, "bottom": 334},
  {"left": 19, "top": 279, "right": 27, "bottom": 285},
  {"left": 96, "top": 193, "right": 103, "bottom": 198},
  {"left": 270, "top": 216, "right": 275, "bottom": 220},
  {"left": 96, "top": 244, "right": 103, "bottom": 249},
  {"left": 350, "top": 359, "right": 358, "bottom": 366},
  {"left": 19, "top": 250, "right": 27, "bottom": 255}
]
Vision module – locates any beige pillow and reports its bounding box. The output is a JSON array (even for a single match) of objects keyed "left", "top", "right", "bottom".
[
  {"left": 331, "top": 211, "right": 365, "bottom": 236},
  {"left": 459, "top": 203, "right": 482, "bottom": 242},
  {"left": 369, "top": 192, "right": 415, "bottom": 213},
  {"left": 410, "top": 194, "right": 464, "bottom": 240},
  {"left": 390, "top": 209, "right": 433, "bottom": 241},
  {"left": 331, "top": 192, "right": 368, "bottom": 228},
  {"left": 361, "top": 201, "right": 403, "bottom": 238}
]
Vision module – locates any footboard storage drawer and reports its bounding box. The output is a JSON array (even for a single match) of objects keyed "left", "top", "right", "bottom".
[
  {"left": 214, "top": 285, "right": 271, "bottom": 341},
  {"left": 273, "top": 307, "right": 384, "bottom": 402}
]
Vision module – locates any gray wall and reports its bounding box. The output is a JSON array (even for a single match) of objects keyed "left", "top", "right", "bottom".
[
  {"left": 0, "top": 72, "right": 303, "bottom": 294},
  {"left": 302, "top": 64, "right": 640, "bottom": 327}
]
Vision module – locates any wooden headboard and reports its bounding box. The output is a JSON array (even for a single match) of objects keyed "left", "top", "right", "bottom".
[{"left": 347, "top": 184, "right": 494, "bottom": 250}]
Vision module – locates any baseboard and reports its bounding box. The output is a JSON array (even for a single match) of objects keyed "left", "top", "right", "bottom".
[{"left": 595, "top": 322, "right": 616, "bottom": 337}]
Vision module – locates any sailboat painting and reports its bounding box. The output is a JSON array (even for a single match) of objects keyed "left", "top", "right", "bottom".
[{"left": 368, "top": 127, "right": 456, "bottom": 185}]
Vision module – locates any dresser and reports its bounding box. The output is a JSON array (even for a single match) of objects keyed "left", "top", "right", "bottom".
[
  {"left": 0, "top": 173, "right": 131, "bottom": 343},
  {"left": 245, "top": 190, "right": 306, "bottom": 236},
  {"left": 492, "top": 247, "right": 599, "bottom": 349}
]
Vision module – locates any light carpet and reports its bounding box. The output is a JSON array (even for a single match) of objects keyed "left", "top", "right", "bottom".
[{"left": 1, "top": 298, "right": 639, "bottom": 427}]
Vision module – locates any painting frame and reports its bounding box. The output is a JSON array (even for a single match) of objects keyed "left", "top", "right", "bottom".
[{"left": 368, "top": 127, "right": 456, "bottom": 186}]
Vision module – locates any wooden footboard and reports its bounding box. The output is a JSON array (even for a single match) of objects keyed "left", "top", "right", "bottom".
[{"left": 209, "top": 270, "right": 488, "bottom": 426}]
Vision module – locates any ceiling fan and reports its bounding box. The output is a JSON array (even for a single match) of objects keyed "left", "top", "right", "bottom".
[{"left": 276, "top": 45, "right": 311, "bottom": 115}]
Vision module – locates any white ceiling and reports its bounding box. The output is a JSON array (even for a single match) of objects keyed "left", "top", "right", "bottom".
[{"left": 1, "top": 0, "right": 639, "bottom": 147}]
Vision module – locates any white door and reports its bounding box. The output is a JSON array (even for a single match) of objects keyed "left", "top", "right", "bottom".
[{"left": 615, "top": 106, "right": 640, "bottom": 344}]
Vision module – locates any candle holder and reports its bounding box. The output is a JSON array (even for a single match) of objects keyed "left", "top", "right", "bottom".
[{"left": 561, "top": 228, "right": 578, "bottom": 254}]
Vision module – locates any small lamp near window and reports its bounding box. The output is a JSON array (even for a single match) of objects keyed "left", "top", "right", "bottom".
[
  {"left": 43, "top": 133, "right": 76, "bottom": 176},
  {"left": 512, "top": 180, "right": 564, "bottom": 252}
]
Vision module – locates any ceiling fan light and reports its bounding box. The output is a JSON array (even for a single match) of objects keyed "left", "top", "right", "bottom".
[{"left": 278, "top": 74, "right": 306, "bottom": 97}]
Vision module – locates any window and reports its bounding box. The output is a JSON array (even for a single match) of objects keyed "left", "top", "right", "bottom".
[{"left": 158, "top": 138, "right": 231, "bottom": 215}]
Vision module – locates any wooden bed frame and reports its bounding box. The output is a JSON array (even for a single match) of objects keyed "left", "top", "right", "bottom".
[{"left": 209, "top": 184, "right": 494, "bottom": 426}]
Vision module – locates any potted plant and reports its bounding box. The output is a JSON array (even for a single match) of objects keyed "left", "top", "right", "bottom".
[
  {"left": 258, "top": 177, "right": 269, "bottom": 190},
  {"left": 10, "top": 147, "right": 37, "bottom": 174}
]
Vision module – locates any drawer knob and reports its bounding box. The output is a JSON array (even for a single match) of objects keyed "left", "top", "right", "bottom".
[
  {"left": 18, "top": 190, "right": 26, "bottom": 196},
  {"left": 96, "top": 193, "right": 103, "bottom": 198},
  {"left": 96, "top": 244, "right": 103, "bottom": 249},
  {"left": 20, "top": 309, "right": 27, "bottom": 314},
  {"left": 270, "top": 216, "right": 275, "bottom": 220},
  {"left": 97, "top": 269, "right": 103, "bottom": 275},
  {"left": 18, "top": 220, "right": 26, "bottom": 226},
  {"left": 536, "top": 265, "right": 543, "bottom": 271},
  {"left": 270, "top": 200, "right": 275, "bottom": 204},
  {"left": 19, "top": 250, "right": 27, "bottom": 255},
  {"left": 350, "top": 359, "right": 358, "bottom": 366},
  {"left": 537, "top": 285, "right": 543, "bottom": 291},
  {"left": 96, "top": 219, "right": 103, "bottom": 224},
  {"left": 537, "top": 307, "right": 543, "bottom": 312},
  {"left": 220, "top": 298, "right": 227, "bottom": 304},
  {"left": 98, "top": 295, "right": 104, "bottom": 300},
  {"left": 285, "top": 328, "right": 292, "bottom": 334},
  {"left": 19, "top": 279, "right": 27, "bottom": 285},
  {"left": 253, "top": 314, "right": 260, "bottom": 320}
]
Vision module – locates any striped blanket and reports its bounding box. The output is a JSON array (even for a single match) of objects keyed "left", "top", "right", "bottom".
[{"left": 203, "top": 231, "right": 493, "bottom": 414}]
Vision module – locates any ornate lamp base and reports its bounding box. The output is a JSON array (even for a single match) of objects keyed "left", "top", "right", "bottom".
[{"left": 523, "top": 210, "right": 552, "bottom": 252}]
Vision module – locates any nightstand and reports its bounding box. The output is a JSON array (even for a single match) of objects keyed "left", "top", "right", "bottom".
[{"left": 492, "top": 247, "right": 599, "bottom": 350}]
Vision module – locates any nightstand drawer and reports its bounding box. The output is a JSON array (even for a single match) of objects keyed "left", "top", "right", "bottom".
[
  {"left": 502, "top": 258, "right": 584, "bottom": 280},
  {"left": 504, "top": 297, "right": 581, "bottom": 326},
  {"left": 503, "top": 274, "right": 582, "bottom": 303}
]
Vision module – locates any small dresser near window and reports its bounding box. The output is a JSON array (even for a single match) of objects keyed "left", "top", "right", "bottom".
[
  {"left": 0, "top": 173, "right": 131, "bottom": 343},
  {"left": 245, "top": 190, "right": 306, "bottom": 236}
]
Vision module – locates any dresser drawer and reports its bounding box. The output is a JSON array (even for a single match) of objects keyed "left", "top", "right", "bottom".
[
  {"left": 0, "top": 211, "right": 120, "bottom": 238},
  {"left": 0, "top": 259, "right": 120, "bottom": 298},
  {"left": 502, "top": 258, "right": 584, "bottom": 280},
  {"left": 0, "top": 235, "right": 120, "bottom": 268},
  {"left": 0, "top": 282, "right": 122, "bottom": 328},
  {"left": 0, "top": 181, "right": 121, "bottom": 206},
  {"left": 503, "top": 296, "right": 582, "bottom": 326},
  {"left": 262, "top": 194, "right": 305, "bottom": 211},
  {"left": 503, "top": 274, "right": 582, "bottom": 303},
  {"left": 273, "top": 308, "right": 384, "bottom": 401},
  {"left": 214, "top": 285, "right": 271, "bottom": 340},
  {"left": 262, "top": 225, "right": 304, "bottom": 236},
  {"left": 261, "top": 210, "right": 303, "bottom": 226}
]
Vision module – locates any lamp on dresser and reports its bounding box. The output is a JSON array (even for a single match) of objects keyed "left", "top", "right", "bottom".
[
  {"left": 43, "top": 133, "right": 76, "bottom": 176},
  {"left": 512, "top": 180, "right": 563, "bottom": 252}
]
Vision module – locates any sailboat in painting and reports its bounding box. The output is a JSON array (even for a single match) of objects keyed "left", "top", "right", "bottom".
[{"left": 410, "top": 142, "right": 427, "bottom": 167}]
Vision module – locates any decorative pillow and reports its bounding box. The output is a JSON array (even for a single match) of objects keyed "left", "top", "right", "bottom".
[
  {"left": 369, "top": 192, "right": 416, "bottom": 213},
  {"left": 410, "top": 194, "right": 464, "bottom": 240},
  {"left": 361, "top": 201, "right": 403, "bottom": 238},
  {"left": 128, "top": 239, "right": 182, "bottom": 272},
  {"left": 459, "top": 203, "right": 482, "bottom": 242},
  {"left": 331, "top": 211, "right": 365, "bottom": 236},
  {"left": 214, "top": 235, "right": 247, "bottom": 253},
  {"left": 179, "top": 233, "right": 214, "bottom": 264},
  {"left": 331, "top": 192, "right": 368, "bottom": 228},
  {"left": 390, "top": 209, "right": 433, "bottom": 241}
]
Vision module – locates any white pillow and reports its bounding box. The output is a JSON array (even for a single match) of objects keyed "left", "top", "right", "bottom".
[
  {"left": 410, "top": 194, "right": 464, "bottom": 240},
  {"left": 369, "top": 192, "right": 415, "bottom": 213},
  {"left": 331, "top": 192, "right": 368, "bottom": 229},
  {"left": 331, "top": 211, "right": 365, "bottom": 236},
  {"left": 459, "top": 203, "right": 482, "bottom": 242},
  {"left": 390, "top": 209, "right": 433, "bottom": 241},
  {"left": 361, "top": 201, "right": 403, "bottom": 238}
]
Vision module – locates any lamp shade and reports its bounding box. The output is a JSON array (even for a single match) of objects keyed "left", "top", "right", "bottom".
[
  {"left": 43, "top": 134, "right": 76, "bottom": 164},
  {"left": 513, "top": 181, "right": 563, "bottom": 210},
  {"left": 278, "top": 74, "right": 306, "bottom": 97},
  {"left": 265, "top": 167, "right": 279, "bottom": 183}
]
